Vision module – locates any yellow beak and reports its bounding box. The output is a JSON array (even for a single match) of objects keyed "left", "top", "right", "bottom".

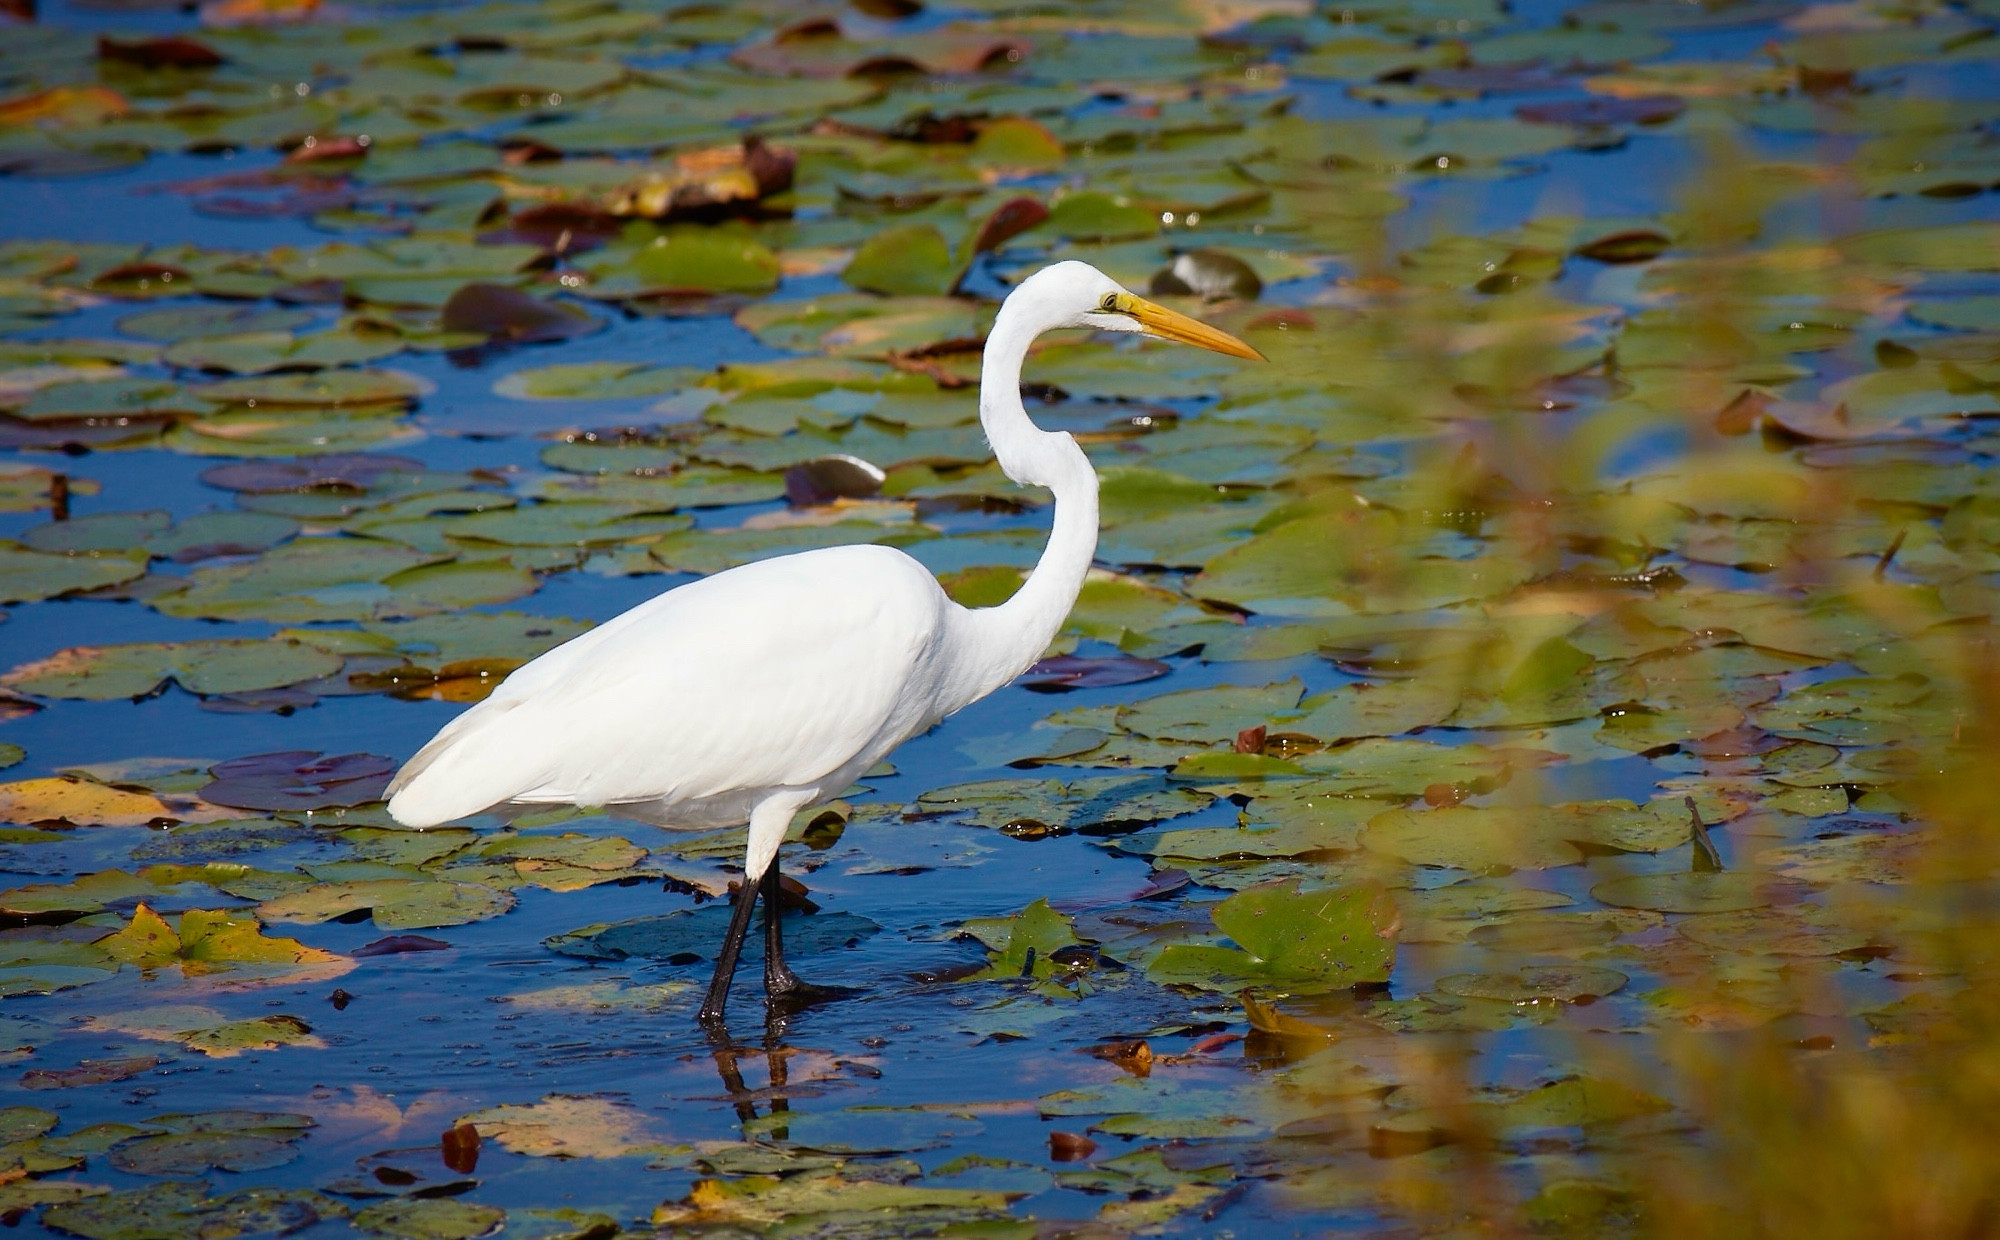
[{"left": 1116, "top": 293, "right": 1265, "bottom": 361}]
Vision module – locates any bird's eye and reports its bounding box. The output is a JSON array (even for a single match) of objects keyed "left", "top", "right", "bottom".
[{"left": 1099, "top": 293, "right": 1119, "bottom": 312}]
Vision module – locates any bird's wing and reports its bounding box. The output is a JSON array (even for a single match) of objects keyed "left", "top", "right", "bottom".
[{"left": 385, "top": 546, "right": 948, "bottom": 827}]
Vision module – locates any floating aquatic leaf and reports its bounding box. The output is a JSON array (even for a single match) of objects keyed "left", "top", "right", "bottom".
[
  {"left": 1592, "top": 870, "right": 1778, "bottom": 913},
  {"left": 199, "top": 453, "right": 425, "bottom": 494},
  {"left": 353, "top": 1198, "right": 506, "bottom": 1240},
  {"left": 1148, "top": 879, "right": 1397, "bottom": 994},
  {"left": 1435, "top": 965, "right": 1629, "bottom": 1004},
  {"left": 1115, "top": 680, "right": 1305, "bottom": 744},
  {"left": 0, "top": 545, "right": 145, "bottom": 604},
  {"left": 0, "top": 777, "right": 178, "bottom": 827},
  {"left": 1023, "top": 654, "right": 1171, "bottom": 691},
  {"left": 1361, "top": 800, "right": 1695, "bottom": 871},
  {"left": 259, "top": 879, "right": 514, "bottom": 930},
  {"left": 111, "top": 1130, "right": 304, "bottom": 1176},
  {"left": 21, "top": 1056, "right": 161, "bottom": 1090},
  {"left": 196, "top": 369, "right": 430, "bottom": 408},
  {"left": 439, "top": 283, "right": 599, "bottom": 344},
  {"left": 100, "top": 904, "right": 347, "bottom": 977},
  {"left": 843, "top": 225, "right": 958, "bottom": 297},
  {"left": 956, "top": 898, "right": 1083, "bottom": 982},
  {"left": 199, "top": 751, "right": 393, "bottom": 812},
  {"left": 458, "top": 1094, "right": 667, "bottom": 1160},
  {"left": 654, "top": 1173, "right": 1019, "bottom": 1229},
  {"left": 1040, "top": 191, "right": 1160, "bottom": 243},
  {"left": 3, "top": 639, "right": 341, "bottom": 702},
  {"left": 606, "top": 229, "right": 780, "bottom": 296}
]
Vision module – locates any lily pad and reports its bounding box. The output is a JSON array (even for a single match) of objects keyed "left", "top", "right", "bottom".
[
  {"left": 258, "top": 879, "right": 515, "bottom": 930},
  {"left": 353, "top": 1198, "right": 506, "bottom": 1240},
  {"left": 844, "top": 225, "right": 958, "bottom": 297},
  {"left": 0, "top": 545, "right": 145, "bottom": 604},
  {"left": 1147, "top": 879, "right": 1397, "bottom": 994},
  {"left": 199, "top": 751, "right": 394, "bottom": 812},
  {"left": 1591, "top": 871, "right": 1776, "bottom": 913},
  {"left": 1434, "top": 965, "right": 1629, "bottom": 1004},
  {"left": 3, "top": 639, "right": 342, "bottom": 701}
]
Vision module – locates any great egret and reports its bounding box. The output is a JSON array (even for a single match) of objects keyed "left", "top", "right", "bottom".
[{"left": 385, "top": 260, "right": 1262, "bottom": 1026}]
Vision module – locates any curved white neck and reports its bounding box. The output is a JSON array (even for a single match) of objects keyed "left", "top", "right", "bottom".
[{"left": 951, "top": 301, "right": 1099, "bottom": 702}]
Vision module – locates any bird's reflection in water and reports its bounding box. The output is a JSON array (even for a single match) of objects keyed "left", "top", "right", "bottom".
[{"left": 705, "top": 1013, "right": 807, "bottom": 1139}]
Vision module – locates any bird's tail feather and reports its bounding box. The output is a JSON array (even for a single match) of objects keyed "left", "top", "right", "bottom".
[{"left": 385, "top": 697, "right": 547, "bottom": 828}]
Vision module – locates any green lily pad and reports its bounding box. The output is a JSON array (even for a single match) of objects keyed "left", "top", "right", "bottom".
[
  {"left": 195, "top": 369, "right": 430, "bottom": 408},
  {"left": 957, "top": 898, "right": 1082, "bottom": 982},
  {"left": 257, "top": 879, "right": 515, "bottom": 930},
  {"left": 1838, "top": 222, "right": 2000, "bottom": 271},
  {"left": 1147, "top": 879, "right": 1397, "bottom": 994},
  {"left": 493, "top": 361, "right": 702, "bottom": 401},
  {"left": 1361, "top": 801, "right": 1695, "bottom": 871},
  {"left": 1040, "top": 191, "right": 1161, "bottom": 243},
  {"left": 0, "top": 546, "right": 145, "bottom": 604},
  {"left": 1114, "top": 680, "right": 1305, "bottom": 744},
  {"left": 844, "top": 225, "right": 959, "bottom": 297},
  {"left": 2, "top": 639, "right": 342, "bottom": 701},
  {"left": 600, "top": 229, "right": 780, "bottom": 296},
  {"left": 151, "top": 540, "right": 535, "bottom": 623},
  {"left": 914, "top": 774, "right": 1212, "bottom": 833},
  {"left": 117, "top": 305, "right": 319, "bottom": 343},
  {"left": 1676, "top": 904, "right": 1872, "bottom": 956},
  {"left": 353, "top": 1198, "right": 506, "bottom": 1240},
  {"left": 1591, "top": 871, "right": 1776, "bottom": 913},
  {"left": 110, "top": 1132, "right": 303, "bottom": 1176}
]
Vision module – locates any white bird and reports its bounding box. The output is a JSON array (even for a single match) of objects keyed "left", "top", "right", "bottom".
[{"left": 384, "top": 260, "right": 1262, "bottom": 1027}]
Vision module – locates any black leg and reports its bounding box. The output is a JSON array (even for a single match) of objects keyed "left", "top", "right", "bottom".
[
  {"left": 762, "top": 861, "right": 805, "bottom": 998},
  {"left": 699, "top": 873, "right": 760, "bottom": 1029},
  {"left": 760, "top": 857, "right": 859, "bottom": 1012}
]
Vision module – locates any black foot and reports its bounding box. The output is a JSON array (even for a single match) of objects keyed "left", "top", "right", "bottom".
[{"left": 765, "top": 975, "right": 861, "bottom": 1013}]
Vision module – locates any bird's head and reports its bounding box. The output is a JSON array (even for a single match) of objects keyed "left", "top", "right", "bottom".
[{"left": 1013, "top": 259, "right": 1265, "bottom": 361}]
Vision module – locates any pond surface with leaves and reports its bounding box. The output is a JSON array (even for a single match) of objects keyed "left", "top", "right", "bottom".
[{"left": 0, "top": 0, "right": 1997, "bottom": 1235}]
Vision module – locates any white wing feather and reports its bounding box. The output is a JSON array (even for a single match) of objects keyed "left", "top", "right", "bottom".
[{"left": 385, "top": 545, "right": 950, "bottom": 828}]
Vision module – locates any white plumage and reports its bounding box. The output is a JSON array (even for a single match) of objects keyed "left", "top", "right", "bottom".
[{"left": 384, "top": 260, "right": 1261, "bottom": 1025}]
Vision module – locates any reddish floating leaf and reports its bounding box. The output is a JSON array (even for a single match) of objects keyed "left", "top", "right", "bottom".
[
  {"left": 487, "top": 202, "right": 625, "bottom": 254},
  {"left": 284, "top": 135, "right": 368, "bottom": 162},
  {"left": 199, "top": 750, "right": 396, "bottom": 812},
  {"left": 1023, "top": 654, "right": 1171, "bottom": 692},
  {"left": 1573, "top": 229, "right": 1672, "bottom": 264},
  {"left": 970, "top": 197, "right": 1050, "bottom": 255},
  {"left": 1685, "top": 726, "right": 1785, "bottom": 759},
  {"left": 97, "top": 35, "right": 225, "bottom": 68},
  {"left": 21, "top": 1056, "right": 161, "bottom": 1090},
  {"left": 1515, "top": 95, "right": 1685, "bottom": 126},
  {"left": 441, "top": 283, "right": 601, "bottom": 344},
  {"left": 91, "top": 262, "right": 189, "bottom": 294},
  {"left": 199, "top": 453, "right": 425, "bottom": 494},
  {"left": 352, "top": 934, "right": 451, "bottom": 957},
  {"left": 1048, "top": 1131, "right": 1097, "bottom": 1162}
]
